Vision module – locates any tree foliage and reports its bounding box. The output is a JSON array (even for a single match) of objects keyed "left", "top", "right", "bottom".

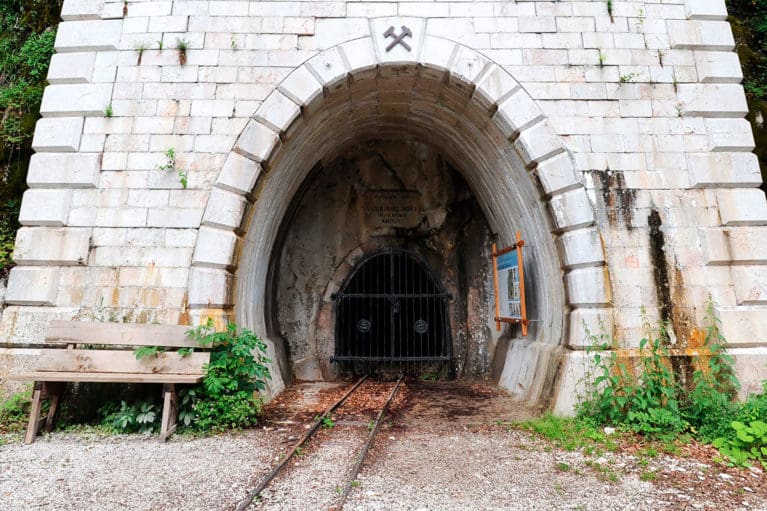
[
  {"left": 0, "top": 0, "right": 61, "bottom": 276},
  {"left": 727, "top": 0, "right": 767, "bottom": 192}
]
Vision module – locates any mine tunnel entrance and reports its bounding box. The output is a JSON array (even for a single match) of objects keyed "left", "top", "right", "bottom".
[{"left": 333, "top": 249, "right": 451, "bottom": 365}]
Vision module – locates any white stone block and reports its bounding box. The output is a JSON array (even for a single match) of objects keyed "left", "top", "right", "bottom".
[
  {"left": 32, "top": 117, "right": 84, "bottom": 152},
  {"left": 557, "top": 228, "right": 606, "bottom": 269},
  {"left": 47, "top": 52, "right": 96, "bottom": 84},
  {"left": 419, "top": 35, "right": 456, "bottom": 80},
  {"left": 688, "top": 152, "right": 763, "bottom": 188},
  {"left": 514, "top": 120, "right": 564, "bottom": 167},
  {"left": 14, "top": 228, "right": 91, "bottom": 266},
  {"left": 694, "top": 51, "right": 743, "bottom": 83},
  {"left": 565, "top": 267, "right": 612, "bottom": 307},
  {"left": 278, "top": 65, "right": 324, "bottom": 110},
  {"left": 40, "top": 84, "right": 114, "bottom": 117},
  {"left": 677, "top": 84, "right": 748, "bottom": 118},
  {"left": 705, "top": 119, "right": 755, "bottom": 152},
  {"left": 146, "top": 208, "right": 203, "bottom": 228},
  {"left": 718, "top": 189, "right": 767, "bottom": 226},
  {"left": 254, "top": 90, "right": 301, "bottom": 134},
  {"left": 339, "top": 37, "right": 377, "bottom": 79},
  {"left": 548, "top": 188, "right": 596, "bottom": 231},
  {"left": 61, "top": 0, "right": 104, "bottom": 20},
  {"left": 192, "top": 227, "right": 238, "bottom": 269},
  {"left": 202, "top": 188, "right": 247, "bottom": 230},
  {"left": 55, "top": 20, "right": 123, "bottom": 52},
  {"left": 305, "top": 47, "right": 349, "bottom": 93},
  {"left": 685, "top": 0, "right": 727, "bottom": 20},
  {"left": 236, "top": 121, "right": 280, "bottom": 163},
  {"left": 567, "top": 308, "right": 615, "bottom": 349},
  {"left": 473, "top": 64, "right": 520, "bottom": 111},
  {"left": 667, "top": 20, "right": 734, "bottom": 51},
  {"left": 716, "top": 306, "right": 767, "bottom": 345},
  {"left": 534, "top": 152, "right": 581, "bottom": 197},
  {"left": 217, "top": 152, "right": 261, "bottom": 195},
  {"left": 18, "top": 190, "right": 73, "bottom": 227},
  {"left": 188, "top": 267, "right": 233, "bottom": 308},
  {"left": 305, "top": 18, "right": 368, "bottom": 50},
  {"left": 494, "top": 89, "right": 544, "bottom": 141},
  {"left": 701, "top": 227, "right": 767, "bottom": 265},
  {"left": 449, "top": 45, "right": 491, "bottom": 91},
  {"left": 27, "top": 153, "right": 101, "bottom": 188},
  {"left": 370, "top": 18, "right": 425, "bottom": 65},
  {"left": 732, "top": 266, "right": 767, "bottom": 305},
  {"left": 6, "top": 267, "right": 60, "bottom": 306}
]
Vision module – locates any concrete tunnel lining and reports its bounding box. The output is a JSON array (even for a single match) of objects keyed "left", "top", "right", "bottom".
[{"left": 188, "top": 36, "right": 611, "bottom": 406}]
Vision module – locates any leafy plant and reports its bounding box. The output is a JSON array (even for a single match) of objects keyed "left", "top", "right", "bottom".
[
  {"left": 179, "top": 319, "right": 272, "bottom": 431},
  {"left": 133, "top": 345, "right": 166, "bottom": 359},
  {"left": 682, "top": 300, "right": 739, "bottom": 441},
  {"left": 598, "top": 50, "right": 606, "bottom": 68},
  {"left": 133, "top": 40, "right": 149, "bottom": 65},
  {"left": 156, "top": 147, "right": 188, "bottom": 188},
  {"left": 606, "top": 0, "right": 614, "bottom": 22},
  {"left": 176, "top": 37, "right": 188, "bottom": 65},
  {"left": 104, "top": 104, "right": 113, "bottom": 118},
  {"left": 713, "top": 420, "right": 767, "bottom": 468},
  {"left": 156, "top": 39, "right": 164, "bottom": 50},
  {"left": 577, "top": 311, "right": 687, "bottom": 439},
  {"left": 101, "top": 399, "right": 160, "bottom": 434},
  {"left": 619, "top": 72, "right": 638, "bottom": 84},
  {"left": 315, "top": 415, "right": 335, "bottom": 429}
]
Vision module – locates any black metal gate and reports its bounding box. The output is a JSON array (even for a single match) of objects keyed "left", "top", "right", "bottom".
[{"left": 333, "top": 249, "right": 451, "bottom": 363}]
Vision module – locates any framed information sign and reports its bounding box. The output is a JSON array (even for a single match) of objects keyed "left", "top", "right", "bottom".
[{"left": 491, "top": 231, "right": 529, "bottom": 336}]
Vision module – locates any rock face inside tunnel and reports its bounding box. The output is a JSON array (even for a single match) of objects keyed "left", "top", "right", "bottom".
[{"left": 3, "top": 0, "right": 767, "bottom": 412}]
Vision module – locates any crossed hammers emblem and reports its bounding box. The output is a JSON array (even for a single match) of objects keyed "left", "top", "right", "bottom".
[{"left": 384, "top": 25, "right": 413, "bottom": 52}]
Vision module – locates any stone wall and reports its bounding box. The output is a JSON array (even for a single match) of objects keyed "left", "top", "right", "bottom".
[{"left": 1, "top": 0, "right": 766, "bottom": 410}]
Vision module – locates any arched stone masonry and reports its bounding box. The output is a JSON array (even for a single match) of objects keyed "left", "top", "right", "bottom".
[{"left": 187, "top": 24, "right": 611, "bottom": 405}]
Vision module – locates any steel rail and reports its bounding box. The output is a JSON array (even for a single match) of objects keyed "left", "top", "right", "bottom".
[
  {"left": 232, "top": 374, "right": 370, "bottom": 511},
  {"left": 332, "top": 373, "right": 405, "bottom": 511}
]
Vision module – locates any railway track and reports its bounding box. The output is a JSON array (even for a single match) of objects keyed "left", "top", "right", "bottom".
[{"left": 231, "top": 374, "right": 405, "bottom": 511}]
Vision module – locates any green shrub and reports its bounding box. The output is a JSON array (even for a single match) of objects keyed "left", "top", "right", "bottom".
[
  {"left": 577, "top": 312, "right": 686, "bottom": 439},
  {"left": 682, "top": 301, "right": 740, "bottom": 441},
  {"left": 179, "top": 319, "right": 271, "bottom": 431}
]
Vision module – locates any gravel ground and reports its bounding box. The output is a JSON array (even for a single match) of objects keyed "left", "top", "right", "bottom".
[
  {"left": 344, "top": 429, "right": 656, "bottom": 511},
  {"left": 1, "top": 381, "right": 766, "bottom": 511},
  {"left": 0, "top": 430, "right": 279, "bottom": 511}
]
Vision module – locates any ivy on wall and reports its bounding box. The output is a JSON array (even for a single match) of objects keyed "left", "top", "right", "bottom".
[{"left": 0, "top": 0, "right": 61, "bottom": 276}]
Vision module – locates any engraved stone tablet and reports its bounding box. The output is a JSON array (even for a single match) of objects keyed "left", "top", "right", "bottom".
[{"left": 364, "top": 190, "right": 421, "bottom": 228}]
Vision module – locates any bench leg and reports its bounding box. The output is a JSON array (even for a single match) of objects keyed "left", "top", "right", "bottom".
[
  {"left": 159, "top": 383, "right": 177, "bottom": 443},
  {"left": 24, "top": 382, "right": 45, "bottom": 444},
  {"left": 44, "top": 382, "right": 66, "bottom": 433}
]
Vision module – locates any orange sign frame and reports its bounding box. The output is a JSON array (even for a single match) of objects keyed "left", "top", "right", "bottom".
[{"left": 491, "top": 231, "right": 529, "bottom": 336}]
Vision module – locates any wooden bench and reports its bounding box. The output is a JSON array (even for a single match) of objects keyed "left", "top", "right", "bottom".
[{"left": 12, "top": 320, "right": 210, "bottom": 444}]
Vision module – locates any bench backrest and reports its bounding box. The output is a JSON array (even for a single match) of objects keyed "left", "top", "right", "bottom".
[
  {"left": 45, "top": 320, "right": 199, "bottom": 348},
  {"left": 39, "top": 321, "right": 209, "bottom": 377}
]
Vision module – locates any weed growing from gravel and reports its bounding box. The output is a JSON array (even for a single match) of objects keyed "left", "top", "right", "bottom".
[{"left": 0, "top": 388, "right": 31, "bottom": 433}]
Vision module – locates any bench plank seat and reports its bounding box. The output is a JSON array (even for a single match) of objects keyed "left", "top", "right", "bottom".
[
  {"left": 13, "top": 372, "right": 204, "bottom": 384},
  {"left": 45, "top": 320, "right": 197, "bottom": 348},
  {"left": 13, "top": 321, "right": 210, "bottom": 444},
  {"left": 28, "top": 349, "right": 209, "bottom": 376}
]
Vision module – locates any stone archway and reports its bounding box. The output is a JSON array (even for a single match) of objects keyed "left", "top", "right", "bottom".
[{"left": 187, "top": 21, "right": 612, "bottom": 405}]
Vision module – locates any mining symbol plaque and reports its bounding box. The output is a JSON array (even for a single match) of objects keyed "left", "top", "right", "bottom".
[{"left": 364, "top": 190, "right": 422, "bottom": 228}]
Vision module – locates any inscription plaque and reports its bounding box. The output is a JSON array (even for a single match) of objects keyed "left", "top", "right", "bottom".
[{"left": 364, "top": 190, "right": 422, "bottom": 228}]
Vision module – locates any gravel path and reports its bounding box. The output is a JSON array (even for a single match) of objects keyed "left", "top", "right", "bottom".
[
  {"left": 0, "top": 430, "right": 278, "bottom": 511},
  {"left": 1, "top": 381, "right": 766, "bottom": 511}
]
